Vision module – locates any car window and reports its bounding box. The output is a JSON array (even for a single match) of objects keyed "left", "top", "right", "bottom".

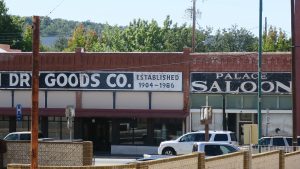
[
  {"left": 180, "top": 134, "right": 194, "bottom": 142},
  {"left": 220, "top": 145, "right": 237, "bottom": 154},
  {"left": 194, "top": 133, "right": 205, "bottom": 141},
  {"left": 5, "top": 134, "right": 18, "bottom": 140},
  {"left": 298, "top": 138, "right": 300, "bottom": 146},
  {"left": 272, "top": 138, "right": 285, "bottom": 146},
  {"left": 204, "top": 145, "right": 223, "bottom": 156},
  {"left": 20, "top": 134, "right": 31, "bottom": 140},
  {"left": 259, "top": 138, "right": 271, "bottom": 145},
  {"left": 214, "top": 134, "right": 228, "bottom": 141},
  {"left": 230, "top": 133, "right": 237, "bottom": 141},
  {"left": 194, "top": 133, "right": 212, "bottom": 141}
]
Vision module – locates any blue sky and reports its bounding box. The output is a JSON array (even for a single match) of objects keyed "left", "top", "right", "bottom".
[{"left": 5, "top": 0, "right": 291, "bottom": 36}]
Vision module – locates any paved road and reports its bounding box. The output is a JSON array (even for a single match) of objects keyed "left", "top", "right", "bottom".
[{"left": 93, "top": 156, "right": 141, "bottom": 166}]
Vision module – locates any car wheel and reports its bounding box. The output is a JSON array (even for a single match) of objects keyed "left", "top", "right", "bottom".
[{"left": 162, "top": 147, "right": 176, "bottom": 155}]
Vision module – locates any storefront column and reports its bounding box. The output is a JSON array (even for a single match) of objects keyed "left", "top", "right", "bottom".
[
  {"left": 9, "top": 116, "right": 16, "bottom": 132},
  {"left": 111, "top": 119, "right": 120, "bottom": 144},
  {"left": 146, "top": 119, "right": 154, "bottom": 145},
  {"left": 74, "top": 117, "right": 82, "bottom": 139},
  {"left": 41, "top": 117, "right": 48, "bottom": 137}
]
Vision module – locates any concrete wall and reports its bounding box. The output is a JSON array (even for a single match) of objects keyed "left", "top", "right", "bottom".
[{"left": 3, "top": 141, "right": 93, "bottom": 167}]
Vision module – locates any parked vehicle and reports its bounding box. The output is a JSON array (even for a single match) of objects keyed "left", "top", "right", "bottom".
[
  {"left": 3, "top": 131, "right": 51, "bottom": 141},
  {"left": 259, "top": 136, "right": 292, "bottom": 146},
  {"left": 158, "top": 130, "right": 237, "bottom": 155},
  {"left": 192, "top": 142, "right": 240, "bottom": 157},
  {"left": 254, "top": 136, "right": 300, "bottom": 153}
]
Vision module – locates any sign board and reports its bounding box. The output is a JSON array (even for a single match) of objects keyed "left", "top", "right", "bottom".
[
  {"left": 243, "top": 124, "right": 258, "bottom": 145},
  {"left": 191, "top": 72, "right": 291, "bottom": 93},
  {"left": 16, "top": 104, "right": 22, "bottom": 121},
  {"left": 200, "top": 106, "right": 212, "bottom": 124},
  {"left": 0, "top": 71, "right": 182, "bottom": 91}
]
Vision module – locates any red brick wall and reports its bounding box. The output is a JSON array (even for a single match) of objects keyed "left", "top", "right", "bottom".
[{"left": 190, "top": 52, "right": 291, "bottom": 72}]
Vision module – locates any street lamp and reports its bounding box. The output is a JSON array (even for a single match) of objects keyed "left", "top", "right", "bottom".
[{"left": 258, "top": 0, "right": 263, "bottom": 153}]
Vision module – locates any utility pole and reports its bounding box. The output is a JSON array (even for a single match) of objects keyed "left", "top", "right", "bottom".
[
  {"left": 31, "top": 16, "right": 40, "bottom": 169},
  {"left": 291, "top": 0, "right": 298, "bottom": 149},
  {"left": 257, "top": 0, "right": 263, "bottom": 153},
  {"left": 264, "top": 17, "right": 267, "bottom": 42},
  {"left": 192, "top": 0, "right": 196, "bottom": 52}
]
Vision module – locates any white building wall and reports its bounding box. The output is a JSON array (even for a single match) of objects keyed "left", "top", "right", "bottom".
[
  {"left": 116, "top": 92, "right": 148, "bottom": 109},
  {"left": 82, "top": 91, "right": 113, "bottom": 109},
  {"left": 151, "top": 92, "right": 183, "bottom": 110},
  {"left": 0, "top": 90, "right": 11, "bottom": 107},
  {"left": 47, "top": 91, "right": 76, "bottom": 108},
  {"left": 262, "top": 113, "right": 292, "bottom": 136},
  {"left": 14, "top": 91, "right": 45, "bottom": 108},
  {"left": 190, "top": 110, "right": 223, "bottom": 131}
]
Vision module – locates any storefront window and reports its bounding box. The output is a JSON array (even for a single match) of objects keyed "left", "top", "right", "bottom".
[
  {"left": 16, "top": 116, "right": 31, "bottom": 132},
  {"left": 153, "top": 119, "right": 182, "bottom": 145},
  {"left": 208, "top": 95, "right": 222, "bottom": 109},
  {"left": 48, "top": 116, "right": 69, "bottom": 139},
  {"left": 61, "top": 117, "right": 69, "bottom": 139},
  {"left": 262, "top": 96, "right": 277, "bottom": 109},
  {"left": 243, "top": 95, "right": 257, "bottom": 109},
  {"left": 190, "top": 94, "right": 206, "bottom": 109},
  {"left": 49, "top": 117, "right": 61, "bottom": 139},
  {"left": 0, "top": 116, "right": 9, "bottom": 138},
  {"left": 119, "top": 118, "right": 147, "bottom": 145},
  {"left": 227, "top": 95, "right": 242, "bottom": 109},
  {"left": 279, "top": 95, "right": 292, "bottom": 110}
]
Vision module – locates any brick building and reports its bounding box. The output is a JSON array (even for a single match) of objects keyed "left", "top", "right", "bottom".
[{"left": 0, "top": 49, "right": 292, "bottom": 154}]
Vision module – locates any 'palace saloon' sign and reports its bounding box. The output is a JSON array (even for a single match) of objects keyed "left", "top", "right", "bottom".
[
  {"left": 191, "top": 72, "right": 291, "bottom": 94},
  {"left": 0, "top": 71, "right": 182, "bottom": 91}
]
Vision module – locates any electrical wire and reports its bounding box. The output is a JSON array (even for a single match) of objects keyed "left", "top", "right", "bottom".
[{"left": 45, "top": 0, "right": 66, "bottom": 17}]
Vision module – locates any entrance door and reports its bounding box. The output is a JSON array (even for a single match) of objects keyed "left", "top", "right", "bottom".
[
  {"left": 238, "top": 113, "right": 255, "bottom": 145},
  {"left": 82, "top": 118, "right": 111, "bottom": 153}
]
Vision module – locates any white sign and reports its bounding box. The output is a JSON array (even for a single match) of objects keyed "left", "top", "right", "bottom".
[{"left": 134, "top": 72, "right": 182, "bottom": 91}]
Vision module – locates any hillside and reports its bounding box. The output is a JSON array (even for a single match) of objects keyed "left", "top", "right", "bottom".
[{"left": 22, "top": 16, "right": 104, "bottom": 35}]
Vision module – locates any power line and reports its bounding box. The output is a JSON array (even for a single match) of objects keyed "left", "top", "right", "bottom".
[{"left": 45, "top": 0, "right": 66, "bottom": 17}]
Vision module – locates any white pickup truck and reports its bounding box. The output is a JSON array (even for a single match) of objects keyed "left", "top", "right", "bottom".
[{"left": 192, "top": 142, "right": 240, "bottom": 157}]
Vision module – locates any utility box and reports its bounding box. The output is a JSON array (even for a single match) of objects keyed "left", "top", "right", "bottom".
[{"left": 243, "top": 124, "right": 258, "bottom": 145}]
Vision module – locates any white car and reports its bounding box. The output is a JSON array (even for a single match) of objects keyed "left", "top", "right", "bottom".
[
  {"left": 3, "top": 131, "right": 51, "bottom": 141},
  {"left": 192, "top": 142, "right": 240, "bottom": 157},
  {"left": 158, "top": 130, "right": 237, "bottom": 155}
]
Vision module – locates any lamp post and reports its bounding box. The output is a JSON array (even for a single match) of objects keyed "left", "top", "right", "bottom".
[{"left": 257, "top": 0, "right": 263, "bottom": 153}]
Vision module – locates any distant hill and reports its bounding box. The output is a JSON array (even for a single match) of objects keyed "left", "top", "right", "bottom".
[
  {"left": 23, "top": 16, "right": 104, "bottom": 37},
  {"left": 21, "top": 16, "right": 105, "bottom": 47}
]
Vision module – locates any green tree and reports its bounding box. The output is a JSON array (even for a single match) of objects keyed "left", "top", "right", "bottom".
[
  {"left": 20, "top": 25, "right": 32, "bottom": 51},
  {"left": 0, "top": 0, "right": 23, "bottom": 48},
  {"left": 276, "top": 29, "right": 290, "bottom": 51},
  {"left": 65, "top": 24, "right": 86, "bottom": 51},
  {"left": 264, "top": 26, "right": 278, "bottom": 52},
  {"left": 263, "top": 26, "right": 291, "bottom": 52},
  {"left": 65, "top": 24, "right": 100, "bottom": 52},
  {"left": 206, "top": 25, "right": 257, "bottom": 52},
  {"left": 54, "top": 36, "right": 68, "bottom": 51},
  {"left": 85, "top": 29, "right": 99, "bottom": 51}
]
